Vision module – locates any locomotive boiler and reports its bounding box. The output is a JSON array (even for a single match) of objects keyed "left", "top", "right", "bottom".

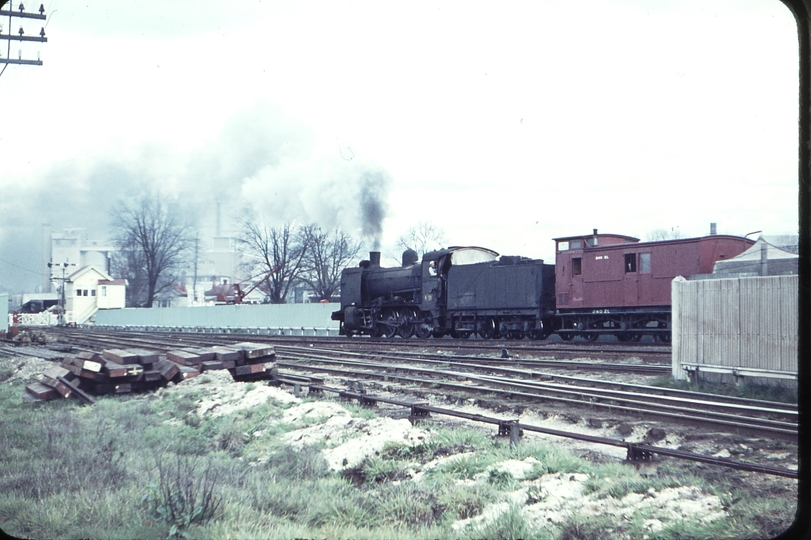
[{"left": 332, "top": 247, "right": 557, "bottom": 339}]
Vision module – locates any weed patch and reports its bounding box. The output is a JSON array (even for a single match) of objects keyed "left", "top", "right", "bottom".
[
  {"left": 358, "top": 455, "right": 403, "bottom": 483},
  {"left": 487, "top": 468, "right": 520, "bottom": 490},
  {"left": 466, "top": 504, "right": 544, "bottom": 540},
  {"left": 141, "top": 452, "right": 223, "bottom": 534},
  {"left": 436, "top": 484, "right": 494, "bottom": 521}
]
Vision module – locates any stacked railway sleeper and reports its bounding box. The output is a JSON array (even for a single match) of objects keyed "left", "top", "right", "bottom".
[{"left": 23, "top": 342, "right": 278, "bottom": 403}]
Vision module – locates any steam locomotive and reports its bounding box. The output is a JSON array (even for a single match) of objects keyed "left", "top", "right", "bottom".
[{"left": 331, "top": 230, "right": 754, "bottom": 341}]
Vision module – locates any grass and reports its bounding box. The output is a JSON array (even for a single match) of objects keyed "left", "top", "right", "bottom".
[
  {"left": 466, "top": 504, "right": 549, "bottom": 540},
  {"left": 0, "top": 373, "right": 798, "bottom": 539},
  {"left": 581, "top": 462, "right": 682, "bottom": 499}
]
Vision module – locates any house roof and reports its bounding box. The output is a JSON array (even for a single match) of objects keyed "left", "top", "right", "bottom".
[
  {"left": 98, "top": 279, "right": 128, "bottom": 286},
  {"left": 711, "top": 237, "right": 799, "bottom": 276},
  {"left": 717, "top": 237, "right": 798, "bottom": 262},
  {"left": 68, "top": 265, "right": 113, "bottom": 282}
]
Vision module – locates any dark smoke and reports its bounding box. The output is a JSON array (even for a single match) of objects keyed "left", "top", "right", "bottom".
[
  {"left": 359, "top": 170, "right": 391, "bottom": 250},
  {"left": 0, "top": 102, "right": 396, "bottom": 293}
]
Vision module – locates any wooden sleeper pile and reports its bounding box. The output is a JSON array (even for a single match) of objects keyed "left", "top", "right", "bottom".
[{"left": 24, "top": 342, "right": 278, "bottom": 403}]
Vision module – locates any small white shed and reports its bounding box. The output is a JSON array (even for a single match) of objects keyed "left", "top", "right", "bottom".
[{"left": 65, "top": 266, "right": 127, "bottom": 324}]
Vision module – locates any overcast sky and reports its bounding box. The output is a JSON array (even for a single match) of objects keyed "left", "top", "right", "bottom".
[{"left": 0, "top": 0, "right": 800, "bottom": 293}]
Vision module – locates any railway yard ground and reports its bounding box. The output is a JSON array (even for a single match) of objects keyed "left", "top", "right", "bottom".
[{"left": 0, "top": 327, "right": 801, "bottom": 539}]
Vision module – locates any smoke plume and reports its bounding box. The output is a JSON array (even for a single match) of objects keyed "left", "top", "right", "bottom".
[
  {"left": 0, "top": 101, "right": 394, "bottom": 293},
  {"left": 359, "top": 170, "right": 391, "bottom": 250}
]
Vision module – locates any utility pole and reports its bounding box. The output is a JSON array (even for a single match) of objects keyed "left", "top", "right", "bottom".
[
  {"left": 47, "top": 260, "right": 75, "bottom": 326},
  {"left": 0, "top": 2, "right": 47, "bottom": 67},
  {"left": 192, "top": 231, "right": 200, "bottom": 306}
]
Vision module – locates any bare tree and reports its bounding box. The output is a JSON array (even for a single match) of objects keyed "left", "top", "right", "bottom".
[
  {"left": 301, "top": 225, "right": 363, "bottom": 302},
  {"left": 110, "top": 193, "right": 192, "bottom": 308},
  {"left": 396, "top": 221, "right": 447, "bottom": 257},
  {"left": 238, "top": 215, "right": 309, "bottom": 304},
  {"left": 110, "top": 247, "right": 148, "bottom": 307},
  {"left": 647, "top": 228, "right": 683, "bottom": 241}
]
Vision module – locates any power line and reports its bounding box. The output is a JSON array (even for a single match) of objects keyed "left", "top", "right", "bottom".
[{"left": 0, "top": 256, "right": 47, "bottom": 276}]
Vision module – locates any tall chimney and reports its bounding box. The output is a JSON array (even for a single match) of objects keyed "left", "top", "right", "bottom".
[
  {"left": 710, "top": 223, "right": 717, "bottom": 235},
  {"left": 370, "top": 252, "right": 381, "bottom": 266},
  {"left": 42, "top": 222, "right": 52, "bottom": 292}
]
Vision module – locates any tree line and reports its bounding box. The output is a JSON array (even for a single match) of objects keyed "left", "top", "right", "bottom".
[{"left": 110, "top": 193, "right": 445, "bottom": 308}]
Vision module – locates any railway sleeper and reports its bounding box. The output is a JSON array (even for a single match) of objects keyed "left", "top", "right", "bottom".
[
  {"left": 360, "top": 395, "right": 377, "bottom": 408},
  {"left": 409, "top": 403, "right": 431, "bottom": 422},
  {"left": 497, "top": 419, "right": 524, "bottom": 438},
  {"left": 626, "top": 444, "right": 655, "bottom": 462}
]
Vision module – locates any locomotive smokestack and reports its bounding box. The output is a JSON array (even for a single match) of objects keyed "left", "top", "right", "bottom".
[
  {"left": 592, "top": 229, "right": 598, "bottom": 246},
  {"left": 710, "top": 223, "right": 717, "bottom": 235},
  {"left": 370, "top": 251, "right": 381, "bottom": 266}
]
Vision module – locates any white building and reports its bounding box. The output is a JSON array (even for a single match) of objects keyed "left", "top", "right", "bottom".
[
  {"left": 64, "top": 266, "right": 127, "bottom": 324},
  {"left": 44, "top": 227, "right": 115, "bottom": 293}
]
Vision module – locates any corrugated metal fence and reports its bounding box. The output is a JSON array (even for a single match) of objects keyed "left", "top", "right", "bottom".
[
  {"left": 1, "top": 293, "right": 7, "bottom": 333},
  {"left": 94, "top": 302, "right": 340, "bottom": 335},
  {"left": 672, "top": 275, "right": 798, "bottom": 384}
]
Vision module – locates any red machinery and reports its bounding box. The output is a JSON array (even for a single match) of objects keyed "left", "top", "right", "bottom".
[{"left": 217, "top": 265, "right": 281, "bottom": 304}]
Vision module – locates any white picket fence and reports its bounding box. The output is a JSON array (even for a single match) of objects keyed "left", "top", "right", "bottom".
[{"left": 9, "top": 312, "right": 59, "bottom": 326}]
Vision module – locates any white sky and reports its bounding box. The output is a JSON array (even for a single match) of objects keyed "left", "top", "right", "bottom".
[{"left": 0, "top": 0, "right": 800, "bottom": 291}]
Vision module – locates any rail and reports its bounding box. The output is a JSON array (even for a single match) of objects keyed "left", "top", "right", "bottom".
[{"left": 306, "top": 382, "right": 798, "bottom": 479}]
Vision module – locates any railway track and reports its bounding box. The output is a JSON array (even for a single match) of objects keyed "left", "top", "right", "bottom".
[
  {"left": 5, "top": 326, "right": 798, "bottom": 479},
  {"left": 25, "top": 327, "right": 672, "bottom": 384},
  {"left": 274, "top": 347, "right": 797, "bottom": 438},
  {"left": 26, "top": 327, "right": 798, "bottom": 438},
  {"left": 41, "top": 326, "right": 672, "bottom": 365}
]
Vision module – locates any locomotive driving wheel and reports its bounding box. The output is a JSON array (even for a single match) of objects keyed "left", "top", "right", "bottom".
[
  {"left": 398, "top": 308, "right": 417, "bottom": 338},
  {"left": 414, "top": 313, "right": 433, "bottom": 339},
  {"left": 380, "top": 309, "right": 400, "bottom": 338}
]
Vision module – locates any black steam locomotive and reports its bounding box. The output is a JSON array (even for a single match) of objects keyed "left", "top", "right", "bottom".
[{"left": 332, "top": 247, "right": 556, "bottom": 339}]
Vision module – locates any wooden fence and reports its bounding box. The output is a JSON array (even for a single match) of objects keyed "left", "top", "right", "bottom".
[{"left": 671, "top": 274, "right": 798, "bottom": 385}]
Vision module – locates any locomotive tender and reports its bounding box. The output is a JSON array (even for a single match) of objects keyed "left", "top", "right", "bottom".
[{"left": 332, "top": 230, "right": 753, "bottom": 341}]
